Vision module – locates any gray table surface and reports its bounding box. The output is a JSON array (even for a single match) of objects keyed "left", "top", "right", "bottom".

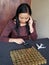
[{"left": 0, "top": 38, "right": 49, "bottom": 65}]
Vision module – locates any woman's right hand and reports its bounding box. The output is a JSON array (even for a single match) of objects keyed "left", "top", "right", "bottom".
[{"left": 9, "top": 38, "right": 25, "bottom": 44}]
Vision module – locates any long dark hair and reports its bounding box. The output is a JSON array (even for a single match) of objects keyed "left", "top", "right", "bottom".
[{"left": 13, "top": 3, "right": 32, "bottom": 35}]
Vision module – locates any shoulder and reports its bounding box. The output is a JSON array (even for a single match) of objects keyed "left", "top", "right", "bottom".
[{"left": 7, "top": 20, "right": 16, "bottom": 29}]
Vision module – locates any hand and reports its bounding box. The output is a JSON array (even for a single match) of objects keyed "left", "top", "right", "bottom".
[
  {"left": 28, "top": 16, "right": 34, "bottom": 33},
  {"left": 9, "top": 38, "right": 25, "bottom": 44},
  {"left": 28, "top": 16, "right": 33, "bottom": 27}
]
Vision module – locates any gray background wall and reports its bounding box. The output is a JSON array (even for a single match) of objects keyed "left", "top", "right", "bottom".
[{"left": 31, "top": 0, "right": 49, "bottom": 38}]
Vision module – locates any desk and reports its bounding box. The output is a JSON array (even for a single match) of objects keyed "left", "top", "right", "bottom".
[{"left": 0, "top": 38, "right": 49, "bottom": 65}]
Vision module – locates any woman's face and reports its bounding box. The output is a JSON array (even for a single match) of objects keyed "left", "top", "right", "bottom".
[{"left": 19, "top": 13, "right": 30, "bottom": 24}]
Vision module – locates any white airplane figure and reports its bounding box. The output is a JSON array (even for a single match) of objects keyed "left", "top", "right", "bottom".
[{"left": 36, "top": 43, "right": 46, "bottom": 49}]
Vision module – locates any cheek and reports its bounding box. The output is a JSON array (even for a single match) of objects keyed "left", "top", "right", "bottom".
[
  {"left": 19, "top": 18, "right": 22, "bottom": 21},
  {"left": 19, "top": 18, "right": 24, "bottom": 22}
]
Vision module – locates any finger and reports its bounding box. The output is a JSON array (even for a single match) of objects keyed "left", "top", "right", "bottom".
[
  {"left": 22, "top": 40, "right": 25, "bottom": 43},
  {"left": 29, "top": 16, "right": 32, "bottom": 20}
]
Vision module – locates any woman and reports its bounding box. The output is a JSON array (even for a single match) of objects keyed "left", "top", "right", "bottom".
[{"left": 0, "top": 3, "right": 37, "bottom": 44}]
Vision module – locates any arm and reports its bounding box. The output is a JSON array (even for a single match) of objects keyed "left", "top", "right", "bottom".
[
  {"left": 29, "top": 21, "right": 37, "bottom": 40},
  {"left": 0, "top": 37, "right": 25, "bottom": 44},
  {"left": 0, "top": 20, "right": 25, "bottom": 44},
  {"left": 28, "top": 16, "right": 37, "bottom": 40},
  {"left": 0, "top": 20, "right": 14, "bottom": 42}
]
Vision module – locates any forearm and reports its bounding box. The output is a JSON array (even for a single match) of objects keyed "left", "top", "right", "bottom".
[
  {"left": 0, "top": 37, "right": 17, "bottom": 43},
  {"left": 29, "top": 26, "right": 37, "bottom": 40},
  {"left": 29, "top": 21, "right": 37, "bottom": 40},
  {"left": 29, "top": 25, "right": 34, "bottom": 33},
  {"left": 30, "top": 32, "right": 37, "bottom": 40},
  {"left": 0, "top": 37, "right": 9, "bottom": 42}
]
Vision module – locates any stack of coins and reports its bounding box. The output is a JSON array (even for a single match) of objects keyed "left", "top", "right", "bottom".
[{"left": 10, "top": 46, "right": 47, "bottom": 65}]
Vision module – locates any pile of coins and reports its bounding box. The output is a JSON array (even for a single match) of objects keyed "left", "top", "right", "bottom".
[{"left": 10, "top": 46, "right": 47, "bottom": 65}]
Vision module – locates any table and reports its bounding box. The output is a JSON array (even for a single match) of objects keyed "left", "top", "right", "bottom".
[{"left": 0, "top": 38, "right": 49, "bottom": 65}]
